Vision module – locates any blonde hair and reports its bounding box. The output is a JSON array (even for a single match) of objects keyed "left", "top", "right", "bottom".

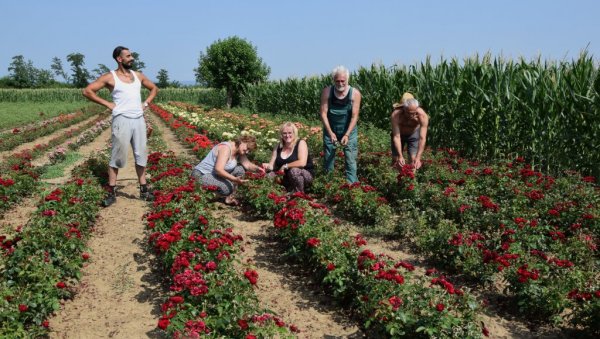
[{"left": 279, "top": 122, "right": 299, "bottom": 145}]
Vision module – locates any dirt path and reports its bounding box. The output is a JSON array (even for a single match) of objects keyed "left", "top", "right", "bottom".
[
  {"left": 213, "top": 207, "right": 365, "bottom": 338},
  {"left": 49, "top": 118, "right": 166, "bottom": 338}
]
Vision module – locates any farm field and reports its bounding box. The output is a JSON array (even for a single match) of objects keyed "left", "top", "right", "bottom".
[
  {"left": 0, "top": 101, "right": 597, "bottom": 338},
  {"left": 0, "top": 102, "right": 93, "bottom": 131}
]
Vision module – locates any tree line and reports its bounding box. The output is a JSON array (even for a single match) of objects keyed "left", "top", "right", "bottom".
[
  {"left": 1, "top": 52, "right": 180, "bottom": 89},
  {"left": 2, "top": 36, "right": 270, "bottom": 108}
]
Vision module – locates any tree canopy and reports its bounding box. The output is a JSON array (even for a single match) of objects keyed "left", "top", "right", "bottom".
[
  {"left": 67, "top": 53, "right": 91, "bottom": 88},
  {"left": 194, "top": 36, "right": 270, "bottom": 107},
  {"left": 7, "top": 55, "right": 56, "bottom": 88}
]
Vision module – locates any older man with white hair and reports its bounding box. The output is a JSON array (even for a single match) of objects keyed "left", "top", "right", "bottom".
[
  {"left": 319, "top": 65, "right": 362, "bottom": 183},
  {"left": 391, "top": 92, "right": 429, "bottom": 170}
]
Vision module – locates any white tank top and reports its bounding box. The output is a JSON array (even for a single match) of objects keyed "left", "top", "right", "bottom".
[{"left": 110, "top": 70, "right": 143, "bottom": 118}]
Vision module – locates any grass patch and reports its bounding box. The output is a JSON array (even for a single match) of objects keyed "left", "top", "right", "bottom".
[
  {"left": 40, "top": 151, "right": 82, "bottom": 179},
  {"left": 0, "top": 102, "right": 93, "bottom": 130},
  {"left": 111, "top": 262, "right": 135, "bottom": 295}
]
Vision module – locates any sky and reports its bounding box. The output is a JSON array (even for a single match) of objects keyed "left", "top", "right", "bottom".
[{"left": 1, "top": 0, "right": 599, "bottom": 84}]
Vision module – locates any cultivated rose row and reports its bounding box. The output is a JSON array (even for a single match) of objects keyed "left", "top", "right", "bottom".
[
  {"left": 151, "top": 103, "right": 488, "bottom": 338},
  {"left": 241, "top": 181, "right": 486, "bottom": 338},
  {"left": 0, "top": 158, "right": 105, "bottom": 337},
  {"left": 154, "top": 102, "right": 598, "bottom": 334},
  {"left": 0, "top": 115, "right": 110, "bottom": 217},
  {"left": 144, "top": 152, "right": 298, "bottom": 338},
  {"left": 0, "top": 106, "right": 101, "bottom": 152},
  {"left": 358, "top": 150, "right": 599, "bottom": 330}
]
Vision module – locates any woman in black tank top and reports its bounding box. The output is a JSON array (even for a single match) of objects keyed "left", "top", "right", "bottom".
[{"left": 262, "top": 122, "right": 314, "bottom": 193}]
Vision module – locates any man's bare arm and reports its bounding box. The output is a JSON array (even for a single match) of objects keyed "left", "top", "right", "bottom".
[{"left": 82, "top": 73, "right": 114, "bottom": 109}]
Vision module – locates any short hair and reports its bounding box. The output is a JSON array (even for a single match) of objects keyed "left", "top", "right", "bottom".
[
  {"left": 234, "top": 135, "right": 257, "bottom": 151},
  {"left": 279, "top": 122, "right": 299, "bottom": 145},
  {"left": 403, "top": 98, "right": 420, "bottom": 108},
  {"left": 331, "top": 65, "right": 350, "bottom": 81},
  {"left": 113, "top": 46, "right": 129, "bottom": 61}
]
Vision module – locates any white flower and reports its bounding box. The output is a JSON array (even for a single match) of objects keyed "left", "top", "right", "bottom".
[{"left": 222, "top": 132, "right": 235, "bottom": 139}]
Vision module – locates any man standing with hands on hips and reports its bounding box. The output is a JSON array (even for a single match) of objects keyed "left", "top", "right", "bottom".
[
  {"left": 83, "top": 45, "right": 158, "bottom": 206},
  {"left": 320, "top": 65, "right": 361, "bottom": 183}
]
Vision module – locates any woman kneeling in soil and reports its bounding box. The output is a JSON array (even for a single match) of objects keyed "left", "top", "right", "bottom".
[
  {"left": 263, "top": 122, "right": 314, "bottom": 193},
  {"left": 191, "top": 135, "right": 264, "bottom": 205}
]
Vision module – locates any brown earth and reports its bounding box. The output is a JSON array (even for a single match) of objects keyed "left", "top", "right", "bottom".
[{"left": 2, "top": 111, "right": 569, "bottom": 338}]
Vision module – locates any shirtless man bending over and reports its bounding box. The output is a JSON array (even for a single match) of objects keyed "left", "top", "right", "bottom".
[{"left": 391, "top": 92, "right": 429, "bottom": 170}]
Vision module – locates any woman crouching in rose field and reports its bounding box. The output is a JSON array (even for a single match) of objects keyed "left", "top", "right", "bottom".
[
  {"left": 191, "top": 134, "right": 265, "bottom": 205},
  {"left": 262, "top": 122, "right": 315, "bottom": 193}
]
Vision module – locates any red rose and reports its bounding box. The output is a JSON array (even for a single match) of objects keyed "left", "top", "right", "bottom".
[
  {"left": 169, "top": 296, "right": 184, "bottom": 304},
  {"left": 157, "top": 317, "right": 170, "bottom": 330},
  {"left": 388, "top": 295, "right": 403, "bottom": 310},
  {"left": 238, "top": 319, "right": 249, "bottom": 330},
  {"left": 19, "top": 304, "right": 28, "bottom": 312},
  {"left": 42, "top": 320, "right": 49, "bottom": 328},
  {"left": 244, "top": 269, "right": 258, "bottom": 285},
  {"left": 82, "top": 253, "right": 90, "bottom": 260},
  {"left": 56, "top": 281, "right": 66, "bottom": 289},
  {"left": 205, "top": 261, "right": 218, "bottom": 271},
  {"left": 436, "top": 303, "right": 445, "bottom": 312},
  {"left": 306, "top": 237, "right": 320, "bottom": 247}
]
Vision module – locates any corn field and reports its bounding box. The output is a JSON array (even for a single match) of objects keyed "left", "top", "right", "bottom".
[
  {"left": 0, "top": 88, "right": 226, "bottom": 107},
  {"left": 242, "top": 52, "right": 600, "bottom": 178}
]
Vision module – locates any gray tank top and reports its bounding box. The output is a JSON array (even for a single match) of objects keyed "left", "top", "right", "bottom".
[{"left": 194, "top": 142, "right": 238, "bottom": 174}]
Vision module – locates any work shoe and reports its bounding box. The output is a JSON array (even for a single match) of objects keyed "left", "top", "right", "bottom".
[
  {"left": 102, "top": 193, "right": 116, "bottom": 207},
  {"left": 140, "top": 188, "right": 155, "bottom": 201}
]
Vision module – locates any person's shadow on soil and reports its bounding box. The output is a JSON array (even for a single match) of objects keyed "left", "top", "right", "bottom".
[{"left": 131, "top": 238, "right": 171, "bottom": 339}]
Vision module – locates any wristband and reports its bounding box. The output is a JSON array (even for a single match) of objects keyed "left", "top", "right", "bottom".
[{"left": 143, "top": 102, "right": 149, "bottom": 108}]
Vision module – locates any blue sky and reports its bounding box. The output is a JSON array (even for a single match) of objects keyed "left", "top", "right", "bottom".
[{"left": 1, "top": 0, "right": 598, "bottom": 83}]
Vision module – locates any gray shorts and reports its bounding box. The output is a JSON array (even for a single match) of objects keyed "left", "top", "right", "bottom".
[
  {"left": 391, "top": 128, "right": 419, "bottom": 157},
  {"left": 110, "top": 115, "right": 147, "bottom": 168}
]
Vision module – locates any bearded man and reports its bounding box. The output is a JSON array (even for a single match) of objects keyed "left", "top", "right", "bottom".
[
  {"left": 82, "top": 46, "right": 158, "bottom": 206},
  {"left": 319, "top": 65, "right": 362, "bottom": 183}
]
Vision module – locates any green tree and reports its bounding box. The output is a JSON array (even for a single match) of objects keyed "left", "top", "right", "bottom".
[
  {"left": 67, "top": 52, "right": 91, "bottom": 88},
  {"left": 131, "top": 52, "right": 145, "bottom": 72},
  {"left": 51, "top": 57, "right": 69, "bottom": 82},
  {"left": 92, "top": 64, "right": 111, "bottom": 77},
  {"left": 156, "top": 68, "right": 170, "bottom": 88},
  {"left": 195, "top": 36, "right": 270, "bottom": 107},
  {"left": 0, "top": 76, "right": 12, "bottom": 88},
  {"left": 7, "top": 55, "right": 37, "bottom": 88},
  {"left": 36, "top": 69, "right": 55, "bottom": 87}
]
